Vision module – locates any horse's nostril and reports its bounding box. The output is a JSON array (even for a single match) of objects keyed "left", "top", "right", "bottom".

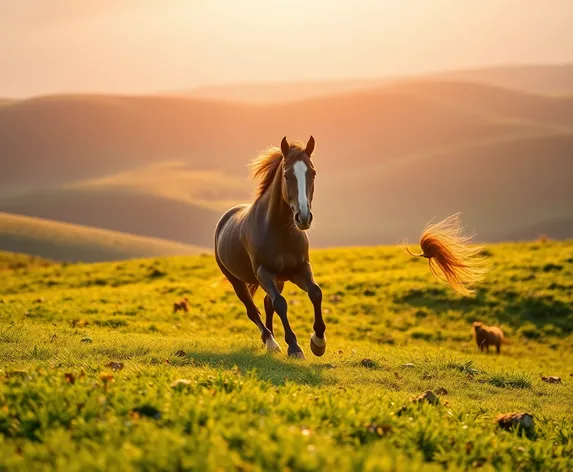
[
  {"left": 309, "top": 212, "right": 314, "bottom": 224},
  {"left": 294, "top": 213, "right": 301, "bottom": 224}
]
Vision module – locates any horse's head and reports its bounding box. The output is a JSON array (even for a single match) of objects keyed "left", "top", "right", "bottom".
[{"left": 281, "top": 136, "right": 316, "bottom": 231}]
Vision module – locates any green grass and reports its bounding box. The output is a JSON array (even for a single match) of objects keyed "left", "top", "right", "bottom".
[
  {"left": 1, "top": 240, "right": 573, "bottom": 471},
  {"left": 0, "top": 212, "right": 207, "bottom": 262}
]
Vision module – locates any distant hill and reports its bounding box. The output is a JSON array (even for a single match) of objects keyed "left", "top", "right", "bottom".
[
  {"left": 180, "top": 78, "right": 389, "bottom": 104},
  {"left": 2, "top": 130, "right": 571, "bottom": 249},
  {"left": 313, "top": 132, "right": 573, "bottom": 246},
  {"left": 72, "top": 161, "right": 250, "bottom": 212},
  {"left": 0, "top": 188, "right": 222, "bottom": 248},
  {"left": 445, "top": 63, "right": 573, "bottom": 96},
  {"left": 501, "top": 218, "right": 573, "bottom": 242},
  {"left": 0, "top": 82, "right": 560, "bottom": 190},
  {"left": 0, "top": 212, "right": 207, "bottom": 262},
  {"left": 383, "top": 80, "right": 573, "bottom": 129},
  {"left": 178, "top": 63, "right": 573, "bottom": 103},
  {"left": 0, "top": 74, "right": 572, "bottom": 255}
]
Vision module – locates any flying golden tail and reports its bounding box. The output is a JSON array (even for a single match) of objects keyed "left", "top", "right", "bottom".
[
  {"left": 210, "top": 276, "right": 228, "bottom": 288},
  {"left": 404, "top": 213, "right": 490, "bottom": 297},
  {"left": 210, "top": 276, "right": 259, "bottom": 297}
]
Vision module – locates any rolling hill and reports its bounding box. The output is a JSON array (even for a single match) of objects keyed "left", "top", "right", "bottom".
[
  {"left": 0, "top": 250, "right": 53, "bottom": 270},
  {"left": 71, "top": 162, "right": 251, "bottom": 212},
  {"left": 313, "top": 132, "right": 573, "bottom": 245},
  {"left": 181, "top": 78, "right": 389, "bottom": 104},
  {"left": 0, "top": 212, "right": 207, "bottom": 262},
  {"left": 2, "top": 128, "right": 571, "bottom": 249},
  {"left": 0, "top": 81, "right": 562, "bottom": 190},
  {"left": 1, "top": 73, "right": 572, "bottom": 257},
  {"left": 0, "top": 187, "right": 221, "bottom": 248},
  {"left": 445, "top": 63, "right": 573, "bottom": 96},
  {"left": 178, "top": 63, "right": 573, "bottom": 103}
]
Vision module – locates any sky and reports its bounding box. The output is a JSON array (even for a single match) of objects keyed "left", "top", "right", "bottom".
[{"left": 1, "top": 0, "right": 573, "bottom": 98}]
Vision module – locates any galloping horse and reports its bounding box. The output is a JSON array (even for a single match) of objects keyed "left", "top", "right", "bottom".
[
  {"left": 214, "top": 136, "right": 322, "bottom": 359},
  {"left": 214, "top": 137, "right": 489, "bottom": 359}
]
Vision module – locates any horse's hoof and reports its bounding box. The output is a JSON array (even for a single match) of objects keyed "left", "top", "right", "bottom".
[
  {"left": 288, "top": 346, "right": 306, "bottom": 359},
  {"left": 310, "top": 333, "right": 326, "bottom": 357},
  {"left": 265, "top": 336, "right": 282, "bottom": 353}
]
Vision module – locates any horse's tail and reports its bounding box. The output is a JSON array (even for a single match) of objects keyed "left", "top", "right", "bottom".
[
  {"left": 210, "top": 276, "right": 229, "bottom": 288},
  {"left": 248, "top": 283, "right": 259, "bottom": 297},
  {"left": 403, "top": 213, "right": 490, "bottom": 297},
  {"left": 211, "top": 277, "right": 259, "bottom": 297}
]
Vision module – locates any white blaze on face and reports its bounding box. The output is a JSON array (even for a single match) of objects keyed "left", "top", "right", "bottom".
[{"left": 293, "top": 160, "right": 309, "bottom": 217}]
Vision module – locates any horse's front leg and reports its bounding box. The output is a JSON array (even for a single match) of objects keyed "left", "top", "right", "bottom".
[
  {"left": 256, "top": 266, "right": 305, "bottom": 359},
  {"left": 290, "top": 261, "right": 326, "bottom": 357}
]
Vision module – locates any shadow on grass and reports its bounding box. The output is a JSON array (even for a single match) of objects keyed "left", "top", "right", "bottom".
[{"left": 178, "top": 347, "right": 329, "bottom": 386}]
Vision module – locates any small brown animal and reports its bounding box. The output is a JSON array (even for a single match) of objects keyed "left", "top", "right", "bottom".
[
  {"left": 173, "top": 298, "right": 189, "bottom": 313},
  {"left": 472, "top": 321, "right": 504, "bottom": 353}
]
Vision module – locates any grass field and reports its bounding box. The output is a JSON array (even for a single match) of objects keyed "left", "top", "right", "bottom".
[{"left": 1, "top": 240, "right": 572, "bottom": 471}]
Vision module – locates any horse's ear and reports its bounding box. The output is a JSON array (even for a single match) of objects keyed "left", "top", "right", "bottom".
[
  {"left": 305, "top": 136, "right": 315, "bottom": 157},
  {"left": 281, "top": 137, "right": 290, "bottom": 158}
]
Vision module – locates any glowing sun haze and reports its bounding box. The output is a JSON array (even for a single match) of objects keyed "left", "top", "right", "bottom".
[{"left": 1, "top": 0, "right": 573, "bottom": 98}]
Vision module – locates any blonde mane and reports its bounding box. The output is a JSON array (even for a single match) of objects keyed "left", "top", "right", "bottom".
[{"left": 248, "top": 141, "right": 306, "bottom": 200}]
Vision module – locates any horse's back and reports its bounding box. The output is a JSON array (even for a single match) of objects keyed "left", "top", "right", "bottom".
[
  {"left": 214, "top": 204, "right": 255, "bottom": 283},
  {"left": 214, "top": 204, "right": 249, "bottom": 244}
]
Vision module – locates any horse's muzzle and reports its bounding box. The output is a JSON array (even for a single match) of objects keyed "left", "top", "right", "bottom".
[{"left": 294, "top": 211, "right": 313, "bottom": 230}]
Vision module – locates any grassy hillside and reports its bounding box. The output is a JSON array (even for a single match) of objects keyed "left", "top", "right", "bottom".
[
  {"left": 0, "top": 188, "right": 222, "bottom": 248},
  {"left": 0, "top": 241, "right": 572, "bottom": 470},
  {"left": 0, "top": 212, "right": 207, "bottom": 262},
  {"left": 0, "top": 251, "right": 53, "bottom": 270}
]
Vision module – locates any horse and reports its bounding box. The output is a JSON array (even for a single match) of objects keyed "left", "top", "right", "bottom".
[
  {"left": 214, "top": 136, "right": 322, "bottom": 359},
  {"left": 214, "top": 137, "right": 489, "bottom": 359}
]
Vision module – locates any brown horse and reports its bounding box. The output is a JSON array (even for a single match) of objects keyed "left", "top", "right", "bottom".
[
  {"left": 214, "top": 137, "right": 489, "bottom": 359},
  {"left": 214, "top": 136, "right": 323, "bottom": 359}
]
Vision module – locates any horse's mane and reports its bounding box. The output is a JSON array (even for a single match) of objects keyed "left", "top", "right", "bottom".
[{"left": 248, "top": 141, "right": 305, "bottom": 200}]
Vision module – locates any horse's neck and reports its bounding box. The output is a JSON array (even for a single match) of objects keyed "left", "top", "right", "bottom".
[{"left": 259, "top": 164, "right": 292, "bottom": 231}]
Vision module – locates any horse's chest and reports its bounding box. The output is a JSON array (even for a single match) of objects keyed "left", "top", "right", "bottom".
[{"left": 273, "top": 252, "right": 300, "bottom": 275}]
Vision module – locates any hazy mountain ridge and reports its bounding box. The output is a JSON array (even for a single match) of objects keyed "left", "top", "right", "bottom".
[{"left": 1, "top": 65, "right": 572, "bottom": 258}]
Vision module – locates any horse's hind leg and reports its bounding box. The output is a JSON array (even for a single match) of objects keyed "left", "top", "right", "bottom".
[
  {"left": 290, "top": 262, "right": 326, "bottom": 357},
  {"left": 215, "top": 258, "right": 280, "bottom": 352},
  {"left": 256, "top": 266, "right": 304, "bottom": 359},
  {"left": 230, "top": 280, "right": 281, "bottom": 352},
  {"left": 264, "top": 282, "right": 284, "bottom": 335}
]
